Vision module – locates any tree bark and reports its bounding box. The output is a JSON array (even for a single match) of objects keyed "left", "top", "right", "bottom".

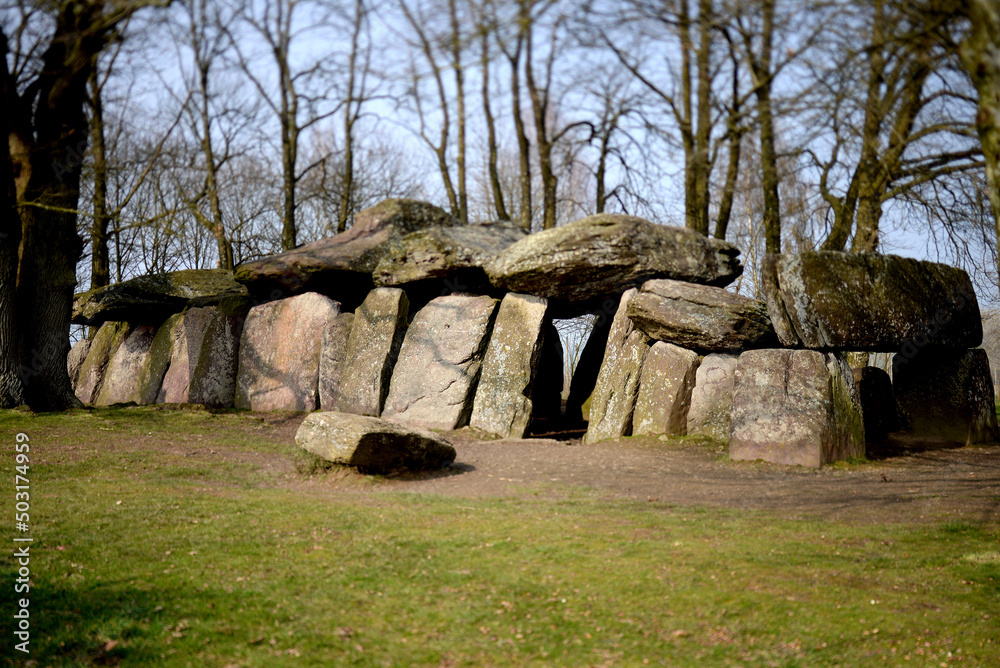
[
  {"left": 481, "top": 27, "right": 509, "bottom": 221},
  {"left": 0, "top": 34, "right": 24, "bottom": 406},
  {"left": 749, "top": 0, "right": 781, "bottom": 254},
  {"left": 88, "top": 63, "right": 111, "bottom": 290}
]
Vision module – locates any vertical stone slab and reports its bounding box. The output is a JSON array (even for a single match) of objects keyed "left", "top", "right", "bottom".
[
  {"left": 67, "top": 338, "right": 92, "bottom": 390},
  {"left": 95, "top": 324, "right": 159, "bottom": 405},
  {"left": 318, "top": 312, "right": 355, "bottom": 410},
  {"left": 157, "top": 306, "right": 246, "bottom": 407},
  {"left": 532, "top": 321, "right": 564, "bottom": 423},
  {"left": 893, "top": 348, "right": 998, "bottom": 443},
  {"left": 75, "top": 321, "right": 131, "bottom": 404},
  {"left": 469, "top": 293, "right": 548, "bottom": 438},
  {"left": 565, "top": 302, "right": 615, "bottom": 423},
  {"left": 583, "top": 289, "right": 651, "bottom": 444},
  {"left": 852, "top": 366, "right": 899, "bottom": 441},
  {"left": 686, "top": 353, "right": 739, "bottom": 440},
  {"left": 632, "top": 342, "right": 700, "bottom": 436},
  {"left": 382, "top": 294, "right": 499, "bottom": 430},
  {"left": 730, "top": 349, "right": 865, "bottom": 467},
  {"left": 235, "top": 292, "right": 339, "bottom": 411},
  {"left": 336, "top": 288, "right": 409, "bottom": 416}
]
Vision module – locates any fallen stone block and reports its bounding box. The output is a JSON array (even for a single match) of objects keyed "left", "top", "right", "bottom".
[{"left": 296, "top": 411, "right": 456, "bottom": 474}]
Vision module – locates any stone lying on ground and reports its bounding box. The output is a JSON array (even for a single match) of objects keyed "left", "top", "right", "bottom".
[
  {"left": 72, "top": 269, "right": 247, "bottom": 326},
  {"left": 234, "top": 199, "right": 459, "bottom": 305},
  {"left": 67, "top": 338, "right": 92, "bottom": 388},
  {"left": 627, "top": 279, "right": 777, "bottom": 353},
  {"left": 373, "top": 222, "right": 527, "bottom": 292},
  {"left": 583, "top": 289, "right": 651, "bottom": 444},
  {"left": 75, "top": 321, "right": 132, "bottom": 404},
  {"left": 94, "top": 325, "right": 160, "bottom": 405},
  {"left": 730, "top": 349, "right": 865, "bottom": 467},
  {"left": 158, "top": 306, "right": 245, "bottom": 407},
  {"left": 851, "top": 366, "right": 899, "bottom": 442},
  {"left": 318, "top": 312, "right": 355, "bottom": 410},
  {"left": 632, "top": 342, "right": 700, "bottom": 436},
  {"left": 296, "top": 411, "right": 456, "bottom": 474},
  {"left": 334, "top": 288, "right": 409, "bottom": 416},
  {"left": 686, "top": 353, "right": 738, "bottom": 441},
  {"left": 893, "top": 348, "right": 998, "bottom": 444},
  {"left": 486, "top": 214, "right": 743, "bottom": 316},
  {"left": 235, "top": 292, "right": 339, "bottom": 412},
  {"left": 469, "top": 293, "right": 548, "bottom": 438},
  {"left": 382, "top": 295, "right": 499, "bottom": 430},
  {"left": 762, "top": 252, "right": 982, "bottom": 351}
]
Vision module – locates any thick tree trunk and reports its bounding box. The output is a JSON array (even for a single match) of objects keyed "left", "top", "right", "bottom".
[
  {"left": 0, "top": 144, "right": 24, "bottom": 408},
  {"left": 482, "top": 30, "right": 509, "bottom": 221},
  {"left": 753, "top": 0, "right": 781, "bottom": 254},
  {"left": 89, "top": 65, "right": 111, "bottom": 290},
  {"left": 960, "top": 0, "right": 1000, "bottom": 295}
]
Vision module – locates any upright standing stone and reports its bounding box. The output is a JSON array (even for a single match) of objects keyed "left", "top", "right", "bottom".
[
  {"left": 686, "top": 354, "right": 738, "bottom": 440},
  {"left": 583, "top": 289, "right": 652, "bottom": 444},
  {"left": 67, "top": 338, "right": 92, "bottom": 389},
  {"left": 235, "top": 292, "right": 339, "bottom": 411},
  {"left": 95, "top": 324, "right": 159, "bottom": 405},
  {"left": 159, "top": 306, "right": 246, "bottom": 407},
  {"left": 730, "top": 349, "right": 865, "bottom": 468},
  {"left": 470, "top": 293, "right": 548, "bottom": 438},
  {"left": 532, "top": 321, "right": 565, "bottom": 424},
  {"left": 318, "top": 312, "right": 355, "bottom": 410},
  {"left": 336, "top": 288, "right": 409, "bottom": 416},
  {"left": 632, "top": 342, "right": 701, "bottom": 436},
  {"left": 382, "top": 295, "right": 499, "bottom": 430},
  {"left": 75, "top": 321, "right": 132, "bottom": 404},
  {"left": 565, "top": 304, "right": 616, "bottom": 424},
  {"left": 893, "top": 348, "right": 998, "bottom": 443}
]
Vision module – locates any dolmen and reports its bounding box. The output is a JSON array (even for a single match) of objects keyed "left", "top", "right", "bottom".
[{"left": 69, "top": 198, "right": 997, "bottom": 472}]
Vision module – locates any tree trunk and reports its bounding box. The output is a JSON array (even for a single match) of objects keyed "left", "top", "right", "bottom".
[
  {"left": 0, "top": 107, "right": 24, "bottom": 407},
  {"left": 449, "top": 0, "right": 468, "bottom": 223},
  {"left": 88, "top": 63, "right": 111, "bottom": 290},
  {"left": 482, "top": 29, "right": 509, "bottom": 221},
  {"left": 510, "top": 33, "right": 532, "bottom": 232},
  {"left": 752, "top": 0, "right": 781, "bottom": 254},
  {"left": 960, "top": 0, "right": 1000, "bottom": 296}
]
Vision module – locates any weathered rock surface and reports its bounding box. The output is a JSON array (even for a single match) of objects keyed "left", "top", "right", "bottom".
[
  {"left": 632, "top": 342, "right": 701, "bottom": 436},
  {"left": 893, "top": 348, "right": 998, "bottom": 443},
  {"left": 469, "top": 293, "right": 548, "bottom": 438},
  {"left": 75, "top": 322, "right": 132, "bottom": 404},
  {"left": 686, "top": 354, "right": 738, "bottom": 440},
  {"left": 532, "top": 322, "right": 565, "bottom": 423},
  {"left": 583, "top": 290, "right": 652, "bottom": 444},
  {"left": 730, "top": 349, "right": 865, "bottom": 467},
  {"left": 234, "top": 199, "right": 458, "bottom": 304},
  {"left": 73, "top": 269, "right": 247, "bottom": 326},
  {"left": 373, "top": 222, "right": 527, "bottom": 291},
  {"left": 627, "top": 279, "right": 777, "bottom": 353},
  {"left": 67, "top": 338, "right": 92, "bottom": 388},
  {"left": 382, "top": 295, "right": 499, "bottom": 430},
  {"left": 235, "top": 292, "right": 339, "bottom": 411},
  {"left": 565, "top": 308, "right": 614, "bottom": 424},
  {"left": 95, "top": 325, "right": 160, "bottom": 405},
  {"left": 335, "top": 288, "right": 409, "bottom": 416},
  {"left": 318, "top": 312, "right": 355, "bottom": 411},
  {"left": 762, "top": 252, "right": 982, "bottom": 351},
  {"left": 296, "top": 411, "right": 456, "bottom": 474},
  {"left": 158, "top": 307, "right": 245, "bottom": 407},
  {"left": 851, "top": 366, "right": 899, "bottom": 441},
  {"left": 486, "top": 214, "right": 743, "bottom": 316}
]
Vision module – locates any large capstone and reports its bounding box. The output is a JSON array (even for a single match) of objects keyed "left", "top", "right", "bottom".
[
  {"left": 730, "top": 349, "right": 865, "bottom": 467},
  {"left": 762, "top": 252, "right": 982, "bottom": 351},
  {"left": 72, "top": 269, "right": 247, "bottom": 326},
  {"left": 583, "top": 289, "right": 652, "bottom": 444},
  {"left": 296, "top": 411, "right": 456, "bottom": 474},
  {"left": 372, "top": 222, "right": 527, "bottom": 292},
  {"left": 382, "top": 295, "right": 499, "bottom": 430},
  {"left": 686, "top": 353, "right": 739, "bottom": 441},
  {"left": 235, "top": 292, "right": 339, "bottom": 411},
  {"left": 469, "top": 293, "right": 549, "bottom": 438},
  {"left": 234, "top": 199, "right": 458, "bottom": 306},
  {"left": 893, "top": 348, "right": 998, "bottom": 444},
  {"left": 632, "top": 342, "right": 701, "bottom": 436},
  {"left": 486, "top": 214, "right": 742, "bottom": 316},
  {"left": 626, "top": 279, "right": 777, "bottom": 353},
  {"left": 335, "top": 288, "right": 409, "bottom": 416}
]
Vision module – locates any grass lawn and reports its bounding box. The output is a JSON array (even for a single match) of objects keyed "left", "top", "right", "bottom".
[{"left": 2, "top": 407, "right": 998, "bottom": 666}]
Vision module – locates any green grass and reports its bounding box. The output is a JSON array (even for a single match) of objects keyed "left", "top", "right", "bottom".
[{"left": 2, "top": 408, "right": 999, "bottom": 666}]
